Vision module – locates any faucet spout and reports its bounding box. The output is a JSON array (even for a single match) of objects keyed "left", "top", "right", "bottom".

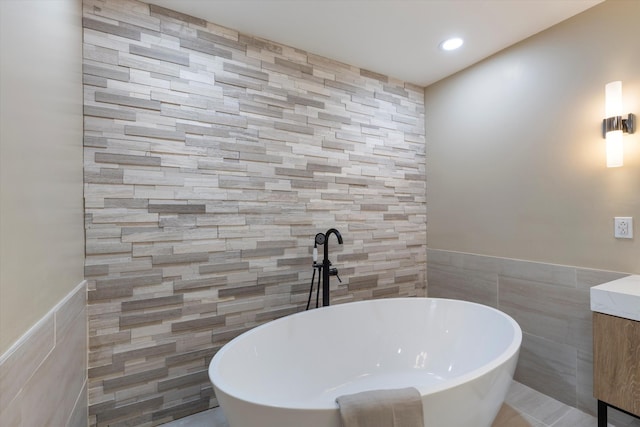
[
  {"left": 322, "top": 228, "right": 343, "bottom": 307},
  {"left": 325, "top": 228, "right": 343, "bottom": 245}
]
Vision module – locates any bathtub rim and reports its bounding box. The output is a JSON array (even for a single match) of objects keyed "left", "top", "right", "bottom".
[{"left": 209, "top": 297, "right": 522, "bottom": 411}]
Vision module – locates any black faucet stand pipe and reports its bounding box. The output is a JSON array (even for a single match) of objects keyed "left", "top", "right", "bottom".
[{"left": 322, "top": 228, "right": 343, "bottom": 307}]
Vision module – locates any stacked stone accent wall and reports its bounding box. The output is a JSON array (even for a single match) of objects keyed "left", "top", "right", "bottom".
[{"left": 83, "top": 0, "right": 426, "bottom": 425}]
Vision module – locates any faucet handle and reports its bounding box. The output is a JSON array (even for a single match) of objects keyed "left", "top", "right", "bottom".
[{"left": 329, "top": 267, "right": 342, "bottom": 283}]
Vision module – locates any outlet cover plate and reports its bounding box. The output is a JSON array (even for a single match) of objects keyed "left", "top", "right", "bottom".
[{"left": 614, "top": 217, "right": 633, "bottom": 239}]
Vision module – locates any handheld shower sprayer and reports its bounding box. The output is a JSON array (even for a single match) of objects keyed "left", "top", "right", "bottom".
[
  {"left": 313, "top": 242, "right": 318, "bottom": 264},
  {"left": 313, "top": 233, "right": 324, "bottom": 264}
]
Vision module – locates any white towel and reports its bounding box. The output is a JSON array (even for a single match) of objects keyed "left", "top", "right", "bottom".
[{"left": 335, "top": 387, "right": 424, "bottom": 427}]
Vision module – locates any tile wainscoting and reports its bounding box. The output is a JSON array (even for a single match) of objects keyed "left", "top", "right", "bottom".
[
  {"left": 83, "top": 0, "right": 426, "bottom": 425},
  {"left": 0, "top": 281, "right": 88, "bottom": 426},
  {"left": 427, "top": 248, "right": 640, "bottom": 426}
]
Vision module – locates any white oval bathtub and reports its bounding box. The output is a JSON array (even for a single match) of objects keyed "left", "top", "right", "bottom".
[{"left": 208, "top": 298, "right": 521, "bottom": 427}]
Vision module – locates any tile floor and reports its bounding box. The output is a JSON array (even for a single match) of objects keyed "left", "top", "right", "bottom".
[{"left": 162, "top": 381, "right": 640, "bottom": 427}]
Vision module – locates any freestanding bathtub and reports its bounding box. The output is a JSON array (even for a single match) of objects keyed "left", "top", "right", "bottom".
[{"left": 208, "top": 298, "right": 522, "bottom": 427}]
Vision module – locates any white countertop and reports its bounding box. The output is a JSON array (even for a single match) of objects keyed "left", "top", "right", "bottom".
[{"left": 590, "top": 275, "right": 640, "bottom": 322}]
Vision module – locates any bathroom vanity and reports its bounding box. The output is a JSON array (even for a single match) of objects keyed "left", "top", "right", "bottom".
[{"left": 591, "top": 275, "right": 640, "bottom": 427}]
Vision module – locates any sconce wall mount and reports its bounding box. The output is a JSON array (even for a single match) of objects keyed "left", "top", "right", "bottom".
[{"left": 602, "top": 113, "right": 635, "bottom": 138}]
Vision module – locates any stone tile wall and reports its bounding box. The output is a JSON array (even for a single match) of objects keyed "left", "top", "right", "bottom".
[
  {"left": 0, "top": 282, "right": 87, "bottom": 427},
  {"left": 82, "top": 0, "right": 426, "bottom": 425},
  {"left": 427, "top": 248, "right": 638, "bottom": 425}
]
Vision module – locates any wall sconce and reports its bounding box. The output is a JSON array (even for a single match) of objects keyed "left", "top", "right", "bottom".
[{"left": 603, "top": 81, "right": 635, "bottom": 167}]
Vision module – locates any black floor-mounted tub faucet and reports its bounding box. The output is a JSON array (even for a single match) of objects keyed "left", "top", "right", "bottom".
[{"left": 320, "top": 228, "right": 342, "bottom": 307}]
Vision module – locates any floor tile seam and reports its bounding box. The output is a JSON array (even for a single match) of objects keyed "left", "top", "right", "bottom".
[
  {"left": 526, "top": 411, "right": 553, "bottom": 427},
  {"left": 548, "top": 407, "right": 605, "bottom": 427},
  {"left": 508, "top": 397, "right": 572, "bottom": 427},
  {"left": 503, "top": 400, "right": 553, "bottom": 427},
  {"left": 548, "top": 409, "right": 571, "bottom": 427},
  {"left": 513, "top": 381, "right": 577, "bottom": 422}
]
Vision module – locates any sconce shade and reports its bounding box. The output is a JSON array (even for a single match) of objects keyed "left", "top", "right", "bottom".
[
  {"left": 605, "top": 81, "right": 622, "bottom": 117},
  {"left": 606, "top": 130, "right": 624, "bottom": 168}
]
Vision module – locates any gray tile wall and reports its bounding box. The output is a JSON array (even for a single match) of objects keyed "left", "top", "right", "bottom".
[
  {"left": 0, "top": 282, "right": 87, "bottom": 427},
  {"left": 427, "top": 248, "right": 630, "bottom": 420},
  {"left": 83, "top": 0, "right": 426, "bottom": 425}
]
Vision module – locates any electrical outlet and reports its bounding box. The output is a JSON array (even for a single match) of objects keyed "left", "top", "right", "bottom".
[{"left": 614, "top": 217, "right": 633, "bottom": 239}]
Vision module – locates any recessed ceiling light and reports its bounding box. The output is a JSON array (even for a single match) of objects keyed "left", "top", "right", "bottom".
[{"left": 439, "top": 37, "right": 464, "bottom": 51}]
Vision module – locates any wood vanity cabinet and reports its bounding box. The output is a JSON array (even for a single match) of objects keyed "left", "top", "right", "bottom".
[{"left": 593, "top": 311, "right": 640, "bottom": 426}]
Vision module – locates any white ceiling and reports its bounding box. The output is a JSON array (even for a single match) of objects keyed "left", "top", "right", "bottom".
[{"left": 144, "top": 0, "right": 603, "bottom": 87}]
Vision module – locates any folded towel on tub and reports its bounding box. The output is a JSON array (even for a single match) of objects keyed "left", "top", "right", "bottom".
[{"left": 335, "top": 387, "right": 424, "bottom": 427}]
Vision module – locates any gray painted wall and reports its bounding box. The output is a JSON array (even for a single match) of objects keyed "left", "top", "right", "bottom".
[
  {"left": 425, "top": 0, "right": 640, "bottom": 274},
  {"left": 0, "top": 0, "right": 84, "bottom": 354}
]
